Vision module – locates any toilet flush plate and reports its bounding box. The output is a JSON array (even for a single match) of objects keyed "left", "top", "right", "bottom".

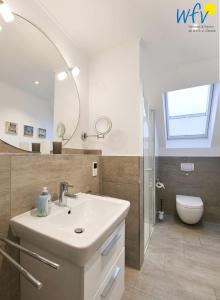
[{"left": 181, "top": 163, "right": 194, "bottom": 172}]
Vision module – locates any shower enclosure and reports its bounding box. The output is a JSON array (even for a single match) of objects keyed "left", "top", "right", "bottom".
[{"left": 143, "top": 105, "right": 156, "bottom": 250}]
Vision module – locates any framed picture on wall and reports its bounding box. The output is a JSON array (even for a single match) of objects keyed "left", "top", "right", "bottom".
[
  {"left": 5, "top": 122, "right": 18, "bottom": 135},
  {"left": 38, "top": 128, "right": 46, "bottom": 139},
  {"left": 24, "top": 125, "right": 34, "bottom": 137}
]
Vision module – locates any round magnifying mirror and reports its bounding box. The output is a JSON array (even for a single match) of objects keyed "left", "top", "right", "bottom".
[{"left": 94, "top": 116, "right": 112, "bottom": 137}]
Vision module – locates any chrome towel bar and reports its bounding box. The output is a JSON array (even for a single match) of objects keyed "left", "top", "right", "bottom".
[
  {"left": 0, "top": 248, "right": 43, "bottom": 289},
  {"left": 0, "top": 235, "right": 60, "bottom": 270},
  {"left": 0, "top": 234, "right": 60, "bottom": 289}
]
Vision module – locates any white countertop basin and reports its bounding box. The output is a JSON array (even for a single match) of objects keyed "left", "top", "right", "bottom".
[{"left": 10, "top": 193, "right": 130, "bottom": 265}]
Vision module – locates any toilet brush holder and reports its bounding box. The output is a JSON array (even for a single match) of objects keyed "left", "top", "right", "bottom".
[
  {"left": 158, "top": 211, "right": 164, "bottom": 221},
  {"left": 158, "top": 198, "right": 164, "bottom": 221}
]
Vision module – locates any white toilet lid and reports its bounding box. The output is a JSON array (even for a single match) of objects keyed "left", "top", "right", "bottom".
[{"left": 176, "top": 195, "right": 203, "bottom": 208}]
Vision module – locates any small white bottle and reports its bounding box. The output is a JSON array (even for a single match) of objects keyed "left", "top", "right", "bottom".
[{"left": 36, "top": 187, "right": 51, "bottom": 217}]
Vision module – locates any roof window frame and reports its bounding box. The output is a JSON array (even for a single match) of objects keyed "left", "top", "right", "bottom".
[{"left": 164, "top": 84, "right": 214, "bottom": 140}]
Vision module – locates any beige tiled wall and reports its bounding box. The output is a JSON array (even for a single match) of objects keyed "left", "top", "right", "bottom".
[
  {"left": 0, "top": 156, "right": 10, "bottom": 236},
  {"left": 0, "top": 141, "right": 27, "bottom": 154},
  {"left": 62, "top": 148, "right": 102, "bottom": 155},
  {"left": 102, "top": 156, "right": 143, "bottom": 269},
  {"left": 0, "top": 154, "right": 101, "bottom": 300},
  {"left": 10, "top": 155, "right": 101, "bottom": 216},
  {"left": 0, "top": 155, "right": 20, "bottom": 300}
]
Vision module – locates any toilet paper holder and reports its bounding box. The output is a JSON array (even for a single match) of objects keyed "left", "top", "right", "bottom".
[{"left": 155, "top": 179, "right": 165, "bottom": 190}]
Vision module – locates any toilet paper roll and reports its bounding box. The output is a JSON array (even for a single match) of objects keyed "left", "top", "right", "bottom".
[{"left": 156, "top": 182, "right": 165, "bottom": 189}]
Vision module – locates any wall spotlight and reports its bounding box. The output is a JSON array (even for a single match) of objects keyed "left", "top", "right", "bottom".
[
  {"left": 0, "top": 1, "right": 14, "bottom": 23},
  {"left": 57, "top": 71, "right": 68, "bottom": 81},
  {"left": 57, "top": 66, "right": 80, "bottom": 81},
  {"left": 72, "top": 67, "right": 80, "bottom": 78}
]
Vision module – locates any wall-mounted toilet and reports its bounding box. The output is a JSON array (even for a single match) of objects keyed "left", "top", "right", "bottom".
[{"left": 176, "top": 195, "right": 204, "bottom": 225}]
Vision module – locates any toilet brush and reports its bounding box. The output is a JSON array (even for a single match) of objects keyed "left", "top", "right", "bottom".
[{"left": 158, "top": 199, "right": 164, "bottom": 221}]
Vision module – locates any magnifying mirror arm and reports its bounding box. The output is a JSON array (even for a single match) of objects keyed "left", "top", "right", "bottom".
[
  {"left": 81, "top": 132, "right": 105, "bottom": 141},
  {"left": 61, "top": 137, "right": 69, "bottom": 141}
]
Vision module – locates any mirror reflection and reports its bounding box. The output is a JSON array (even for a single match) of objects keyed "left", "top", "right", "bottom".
[{"left": 0, "top": 14, "right": 80, "bottom": 152}]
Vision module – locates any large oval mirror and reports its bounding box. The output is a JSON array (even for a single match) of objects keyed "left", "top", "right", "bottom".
[{"left": 0, "top": 14, "right": 80, "bottom": 152}]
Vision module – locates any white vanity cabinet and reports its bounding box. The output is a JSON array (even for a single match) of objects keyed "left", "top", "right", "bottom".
[
  {"left": 11, "top": 194, "right": 130, "bottom": 300},
  {"left": 20, "top": 221, "right": 125, "bottom": 300},
  {"left": 93, "top": 249, "right": 125, "bottom": 300},
  {"left": 84, "top": 222, "right": 125, "bottom": 300}
]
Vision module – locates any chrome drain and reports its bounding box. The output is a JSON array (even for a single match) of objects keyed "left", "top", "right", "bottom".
[{"left": 74, "top": 228, "right": 85, "bottom": 234}]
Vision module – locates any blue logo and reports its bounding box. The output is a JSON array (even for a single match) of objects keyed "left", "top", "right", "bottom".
[{"left": 177, "top": 2, "right": 217, "bottom": 24}]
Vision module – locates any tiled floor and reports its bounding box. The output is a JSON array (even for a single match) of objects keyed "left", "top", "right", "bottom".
[{"left": 123, "top": 215, "right": 220, "bottom": 300}]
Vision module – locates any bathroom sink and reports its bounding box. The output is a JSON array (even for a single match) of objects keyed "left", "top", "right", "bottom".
[{"left": 10, "top": 193, "right": 130, "bottom": 265}]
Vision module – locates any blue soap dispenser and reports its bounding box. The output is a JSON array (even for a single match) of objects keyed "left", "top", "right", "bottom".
[{"left": 36, "top": 187, "right": 50, "bottom": 217}]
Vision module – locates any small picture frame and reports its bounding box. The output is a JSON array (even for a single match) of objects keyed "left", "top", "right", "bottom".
[
  {"left": 38, "top": 128, "right": 46, "bottom": 139},
  {"left": 24, "top": 125, "right": 34, "bottom": 137},
  {"left": 5, "top": 122, "right": 18, "bottom": 135}
]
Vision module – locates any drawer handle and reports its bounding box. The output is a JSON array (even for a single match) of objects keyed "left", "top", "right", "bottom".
[
  {"left": 101, "top": 233, "right": 121, "bottom": 256},
  {"left": 101, "top": 266, "right": 121, "bottom": 298}
]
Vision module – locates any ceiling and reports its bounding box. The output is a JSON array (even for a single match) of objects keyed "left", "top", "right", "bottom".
[
  {"left": 36, "top": 0, "right": 219, "bottom": 59},
  {"left": 0, "top": 14, "right": 67, "bottom": 101}
]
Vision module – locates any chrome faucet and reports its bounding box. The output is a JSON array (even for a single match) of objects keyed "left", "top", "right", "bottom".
[{"left": 59, "top": 182, "right": 76, "bottom": 206}]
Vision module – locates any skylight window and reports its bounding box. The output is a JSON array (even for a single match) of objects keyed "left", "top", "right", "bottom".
[{"left": 164, "top": 85, "right": 213, "bottom": 140}]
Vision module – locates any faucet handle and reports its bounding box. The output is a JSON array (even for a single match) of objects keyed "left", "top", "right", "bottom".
[
  {"left": 60, "top": 181, "right": 68, "bottom": 186},
  {"left": 60, "top": 182, "right": 73, "bottom": 190}
]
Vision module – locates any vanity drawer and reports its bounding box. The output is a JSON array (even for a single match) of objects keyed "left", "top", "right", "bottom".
[
  {"left": 84, "top": 222, "right": 125, "bottom": 300},
  {"left": 93, "top": 248, "right": 125, "bottom": 300}
]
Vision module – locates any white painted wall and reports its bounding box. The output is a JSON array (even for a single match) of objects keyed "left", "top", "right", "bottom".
[
  {"left": 140, "top": 40, "right": 220, "bottom": 157},
  {"left": 53, "top": 76, "right": 80, "bottom": 141},
  {"left": 88, "top": 40, "right": 143, "bottom": 156},
  {"left": 0, "top": 81, "right": 53, "bottom": 150},
  {"left": 7, "top": 0, "right": 89, "bottom": 149}
]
